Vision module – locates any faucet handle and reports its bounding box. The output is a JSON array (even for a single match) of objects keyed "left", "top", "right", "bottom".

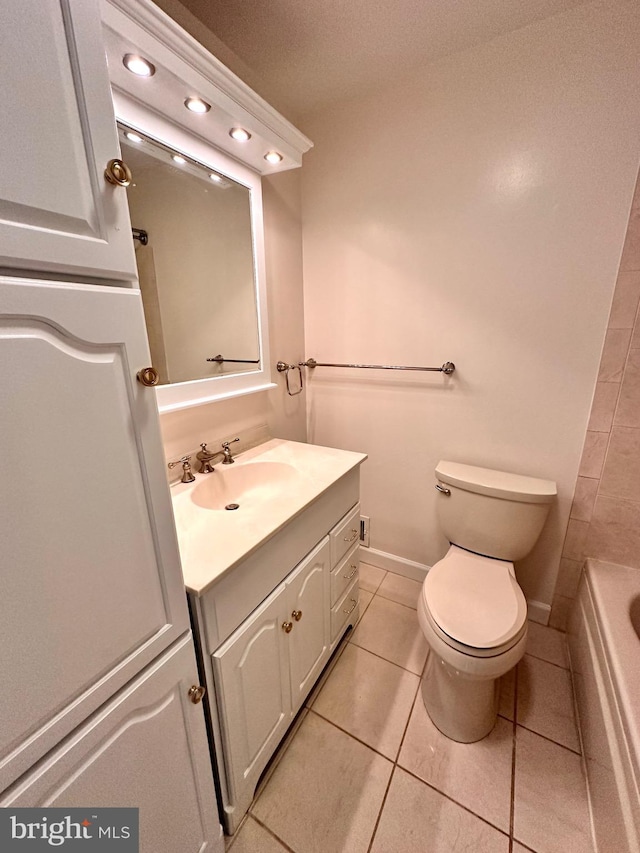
[
  {"left": 221, "top": 437, "right": 240, "bottom": 465},
  {"left": 168, "top": 455, "right": 196, "bottom": 483},
  {"left": 168, "top": 455, "right": 191, "bottom": 469}
]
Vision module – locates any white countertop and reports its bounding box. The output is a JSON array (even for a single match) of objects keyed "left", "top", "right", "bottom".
[{"left": 171, "top": 438, "right": 367, "bottom": 596}]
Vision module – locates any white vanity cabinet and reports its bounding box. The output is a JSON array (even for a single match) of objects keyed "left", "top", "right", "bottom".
[
  {"left": 189, "top": 485, "right": 362, "bottom": 834},
  {"left": 213, "top": 537, "right": 331, "bottom": 810},
  {"left": 0, "top": 0, "right": 136, "bottom": 281}
]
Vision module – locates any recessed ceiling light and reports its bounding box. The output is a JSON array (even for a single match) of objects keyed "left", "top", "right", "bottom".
[
  {"left": 123, "top": 54, "right": 155, "bottom": 77},
  {"left": 264, "top": 151, "right": 283, "bottom": 164},
  {"left": 172, "top": 154, "right": 186, "bottom": 164},
  {"left": 125, "top": 131, "right": 143, "bottom": 144},
  {"left": 184, "top": 97, "right": 210, "bottom": 114},
  {"left": 229, "top": 127, "right": 251, "bottom": 142}
]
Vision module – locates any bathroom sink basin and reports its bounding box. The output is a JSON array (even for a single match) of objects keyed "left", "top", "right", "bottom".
[
  {"left": 170, "top": 438, "right": 368, "bottom": 594},
  {"left": 189, "top": 461, "right": 301, "bottom": 511}
]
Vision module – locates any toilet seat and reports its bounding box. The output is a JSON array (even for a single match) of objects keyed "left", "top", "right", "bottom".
[{"left": 422, "top": 545, "right": 527, "bottom": 655}]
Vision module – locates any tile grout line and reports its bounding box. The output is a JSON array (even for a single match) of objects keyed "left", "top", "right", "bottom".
[
  {"left": 509, "top": 662, "right": 519, "bottom": 853},
  {"left": 366, "top": 672, "right": 422, "bottom": 853},
  {"left": 399, "top": 765, "right": 512, "bottom": 840},
  {"left": 523, "top": 650, "right": 569, "bottom": 671},
  {"left": 248, "top": 814, "right": 298, "bottom": 853},
  {"left": 346, "top": 635, "right": 425, "bottom": 677},
  {"left": 515, "top": 722, "right": 582, "bottom": 756},
  {"left": 368, "top": 590, "right": 423, "bottom": 614}
]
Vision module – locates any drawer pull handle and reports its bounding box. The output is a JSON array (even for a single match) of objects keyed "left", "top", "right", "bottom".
[
  {"left": 188, "top": 685, "right": 206, "bottom": 704},
  {"left": 343, "top": 565, "right": 357, "bottom": 580},
  {"left": 292, "top": 609, "right": 302, "bottom": 621},
  {"left": 343, "top": 598, "right": 357, "bottom": 616},
  {"left": 282, "top": 621, "right": 293, "bottom": 633},
  {"left": 343, "top": 528, "right": 358, "bottom": 543}
]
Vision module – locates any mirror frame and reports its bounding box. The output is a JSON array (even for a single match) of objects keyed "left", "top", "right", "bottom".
[{"left": 114, "top": 95, "right": 274, "bottom": 412}]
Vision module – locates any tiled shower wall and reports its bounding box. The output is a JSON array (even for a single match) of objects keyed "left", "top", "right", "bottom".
[{"left": 551, "top": 170, "right": 640, "bottom": 629}]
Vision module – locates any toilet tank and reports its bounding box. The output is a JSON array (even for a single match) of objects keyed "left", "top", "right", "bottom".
[{"left": 435, "top": 461, "right": 556, "bottom": 562}]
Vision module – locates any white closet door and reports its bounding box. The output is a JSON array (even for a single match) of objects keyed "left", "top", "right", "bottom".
[
  {"left": 0, "top": 0, "right": 136, "bottom": 281},
  {"left": 2, "top": 635, "right": 222, "bottom": 853},
  {"left": 286, "top": 537, "right": 331, "bottom": 709},
  {"left": 0, "top": 277, "right": 188, "bottom": 790}
]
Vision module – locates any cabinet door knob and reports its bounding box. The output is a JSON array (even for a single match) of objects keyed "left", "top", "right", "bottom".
[
  {"left": 282, "top": 621, "right": 293, "bottom": 633},
  {"left": 104, "top": 158, "right": 132, "bottom": 187},
  {"left": 188, "top": 685, "right": 206, "bottom": 704},
  {"left": 136, "top": 366, "right": 159, "bottom": 386},
  {"left": 291, "top": 609, "right": 302, "bottom": 621}
]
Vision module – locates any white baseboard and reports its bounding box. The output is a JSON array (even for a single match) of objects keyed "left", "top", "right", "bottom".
[
  {"left": 526, "top": 600, "right": 551, "bottom": 626},
  {"left": 358, "top": 546, "right": 429, "bottom": 583},
  {"left": 360, "top": 545, "right": 552, "bottom": 625}
]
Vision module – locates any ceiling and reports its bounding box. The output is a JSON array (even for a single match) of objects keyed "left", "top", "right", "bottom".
[{"left": 173, "top": 0, "right": 590, "bottom": 120}]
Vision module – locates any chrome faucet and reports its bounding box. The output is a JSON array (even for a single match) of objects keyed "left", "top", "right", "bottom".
[
  {"left": 195, "top": 438, "right": 240, "bottom": 472},
  {"left": 168, "top": 455, "right": 196, "bottom": 483},
  {"left": 196, "top": 443, "right": 222, "bottom": 474}
]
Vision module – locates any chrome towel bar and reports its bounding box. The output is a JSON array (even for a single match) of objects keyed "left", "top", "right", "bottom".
[
  {"left": 299, "top": 358, "right": 455, "bottom": 374},
  {"left": 207, "top": 354, "right": 260, "bottom": 364}
]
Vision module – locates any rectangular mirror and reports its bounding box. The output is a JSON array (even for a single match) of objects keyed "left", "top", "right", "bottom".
[
  {"left": 120, "top": 125, "right": 260, "bottom": 386},
  {"left": 113, "top": 106, "right": 273, "bottom": 413}
]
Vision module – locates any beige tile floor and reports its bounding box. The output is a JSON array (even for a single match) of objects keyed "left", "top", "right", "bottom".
[{"left": 226, "top": 563, "right": 594, "bottom": 853}]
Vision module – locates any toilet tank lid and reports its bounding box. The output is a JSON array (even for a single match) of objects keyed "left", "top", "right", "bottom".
[{"left": 435, "top": 461, "right": 556, "bottom": 504}]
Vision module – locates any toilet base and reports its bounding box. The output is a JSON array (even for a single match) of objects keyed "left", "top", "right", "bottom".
[{"left": 421, "top": 653, "right": 500, "bottom": 743}]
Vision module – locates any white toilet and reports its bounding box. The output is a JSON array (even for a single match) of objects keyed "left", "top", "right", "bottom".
[{"left": 418, "top": 460, "right": 556, "bottom": 743}]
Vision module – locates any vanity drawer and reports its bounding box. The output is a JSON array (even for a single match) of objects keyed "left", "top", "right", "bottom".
[
  {"left": 330, "top": 544, "right": 359, "bottom": 607},
  {"left": 331, "top": 577, "right": 359, "bottom": 643},
  {"left": 329, "top": 503, "right": 360, "bottom": 567}
]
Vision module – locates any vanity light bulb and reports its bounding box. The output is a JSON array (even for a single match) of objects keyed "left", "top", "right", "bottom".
[
  {"left": 123, "top": 54, "right": 155, "bottom": 77},
  {"left": 184, "top": 97, "right": 211, "bottom": 114},
  {"left": 264, "top": 151, "right": 283, "bottom": 164},
  {"left": 172, "top": 154, "right": 186, "bottom": 164},
  {"left": 125, "top": 131, "right": 143, "bottom": 144},
  {"left": 229, "top": 127, "right": 251, "bottom": 142},
  {"left": 209, "top": 173, "right": 223, "bottom": 183}
]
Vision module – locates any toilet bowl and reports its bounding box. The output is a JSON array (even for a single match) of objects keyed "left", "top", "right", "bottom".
[{"left": 418, "top": 461, "right": 556, "bottom": 743}]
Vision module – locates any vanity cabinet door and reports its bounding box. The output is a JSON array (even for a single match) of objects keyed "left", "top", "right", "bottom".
[
  {"left": 1, "top": 635, "right": 221, "bottom": 853},
  {"left": 0, "top": 277, "right": 189, "bottom": 791},
  {"left": 0, "top": 0, "right": 136, "bottom": 281},
  {"left": 212, "top": 585, "right": 292, "bottom": 824},
  {"left": 286, "top": 537, "right": 331, "bottom": 709}
]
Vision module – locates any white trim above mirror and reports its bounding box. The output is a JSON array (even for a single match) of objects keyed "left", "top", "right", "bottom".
[
  {"left": 102, "top": 0, "right": 312, "bottom": 174},
  {"left": 101, "top": 0, "right": 312, "bottom": 411}
]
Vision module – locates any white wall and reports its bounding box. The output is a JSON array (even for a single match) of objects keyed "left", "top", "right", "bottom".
[
  {"left": 160, "top": 170, "right": 307, "bottom": 459},
  {"left": 300, "top": 0, "right": 640, "bottom": 612}
]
